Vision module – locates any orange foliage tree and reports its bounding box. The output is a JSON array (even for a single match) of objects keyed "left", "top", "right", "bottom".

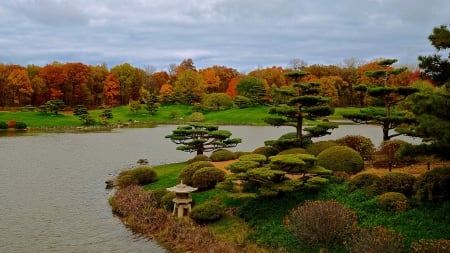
[{"left": 103, "top": 72, "right": 120, "bottom": 107}]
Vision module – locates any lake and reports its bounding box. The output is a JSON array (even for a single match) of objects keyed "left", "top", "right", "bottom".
[{"left": 0, "top": 124, "right": 420, "bottom": 252}]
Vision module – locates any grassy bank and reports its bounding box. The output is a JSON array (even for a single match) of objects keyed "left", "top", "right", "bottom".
[{"left": 0, "top": 105, "right": 361, "bottom": 128}]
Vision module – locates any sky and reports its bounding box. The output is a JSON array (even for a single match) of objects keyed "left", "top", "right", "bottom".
[{"left": 0, "top": 0, "right": 449, "bottom": 72}]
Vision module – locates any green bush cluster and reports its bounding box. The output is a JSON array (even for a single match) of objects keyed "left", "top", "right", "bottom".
[
  {"left": 179, "top": 161, "right": 215, "bottom": 186},
  {"left": 192, "top": 167, "right": 226, "bottom": 190},
  {"left": 160, "top": 191, "right": 176, "bottom": 210},
  {"left": 336, "top": 135, "right": 375, "bottom": 160},
  {"left": 116, "top": 166, "right": 158, "bottom": 188},
  {"left": 269, "top": 153, "right": 317, "bottom": 174},
  {"left": 306, "top": 140, "right": 340, "bottom": 156},
  {"left": 378, "top": 192, "right": 409, "bottom": 211},
  {"left": 278, "top": 148, "right": 308, "bottom": 155},
  {"left": 375, "top": 172, "right": 416, "bottom": 196},
  {"left": 252, "top": 146, "right": 279, "bottom": 158},
  {"left": 316, "top": 146, "right": 364, "bottom": 174},
  {"left": 187, "top": 154, "right": 210, "bottom": 163},
  {"left": 14, "top": 121, "right": 27, "bottom": 129},
  {"left": 188, "top": 112, "right": 205, "bottom": 122},
  {"left": 189, "top": 200, "right": 224, "bottom": 222},
  {"left": 209, "top": 149, "right": 236, "bottom": 162},
  {"left": 201, "top": 93, "right": 234, "bottom": 111},
  {"left": 0, "top": 121, "right": 7, "bottom": 129},
  {"left": 348, "top": 173, "right": 381, "bottom": 194},
  {"left": 414, "top": 167, "right": 450, "bottom": 202}
]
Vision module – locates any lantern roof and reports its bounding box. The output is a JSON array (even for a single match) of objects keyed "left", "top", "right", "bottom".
[{"left": 166, "top": 181, "right": 198, "bottom": 193}]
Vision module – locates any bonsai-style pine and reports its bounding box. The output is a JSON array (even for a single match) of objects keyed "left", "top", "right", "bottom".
[
  {"left": 165, "top": 123, "right": 241, "bottom": 155},
  {"left": 264, "top": 70, "right": 337, "bottom": 147},
  {"left": 343, "top": 59, "right": 418, "bottom": 141}
]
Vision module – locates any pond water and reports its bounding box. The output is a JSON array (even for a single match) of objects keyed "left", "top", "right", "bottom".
[{"left": 0, "top": 124, "right": 420, "bottom": 253}]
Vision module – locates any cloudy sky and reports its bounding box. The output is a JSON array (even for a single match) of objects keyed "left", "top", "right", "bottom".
[{"left": 0, "top": 0, "right": 449, "bottom": 72}]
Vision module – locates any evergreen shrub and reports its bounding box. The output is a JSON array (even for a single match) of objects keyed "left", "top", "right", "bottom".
[
  {"left": 252, "top": 146, "right": 279, "bottom": 158},
  {"left": 375, "top": 172, "right": 416, "bottom": 196},
  {"left": 414, "top": 167, "right": 450, "bottom": 202},
  {"left": 378, "top": 192, "right": 409, "bottom": 211},
  {"left": 239, "top": 153, "right": 267, "bottom": 164},
  {"left": 187, "top": 154, "right": 210, "bottom": 163},
  {"left": 179, "top": 161, "right": 215, "bottom": 186},
  {"left": 116, "top": 166, "right": 158, "bottom": 188},
  {"left": 189, "top": 200, "right": 224, "bottom": 222},
  {"left": 307, "top": 140, "right": 340, "bottom": 156},
  {"left": 209, "top": 149, "right": 236, "bottom": 162},
  {"left": 0, "top": 121, "right": 7, "bottom": 129},
  {"left": 278, "top": 148, "right": 308, "bottom": 155},
  {"left": 226, "top": 160, "right": 260, "bottom": 173},
  {"left": 316, "top": 146, "right": 364, "bottom": 174},
  {"left": 192, "top": 167, "right": 226, "bottom": 189},
  {"left": 14, "top": 121, "right": 27, "bottom": 129},
  {"left": 348, "top": 173, "right": 380, "bottom": 194}
]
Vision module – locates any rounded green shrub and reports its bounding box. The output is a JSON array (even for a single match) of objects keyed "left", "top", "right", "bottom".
[
  {"left": 252, "top": 146, "right": 279, "bottom": 158},
  {"left": 234, "top": 95, "right": 251, "bottom": 108},
  {"left": 278, "top": 148, "right": 308, "bottom": 155},
  {"left": 414, "top": 167, "right": 450, "bottom": 202},
  {"left": 179, "top": 161, "right": 215, "bottom": 186},
  {"left": 336, "top": 135, "right": 375, "bottom": 160},
  {"left": 348, "top": 173, "right": 381, "bottom": 194},
  {"left": 378, "top": 192, "right": 408, "bottom": 211},
  {"left": 116, "top": 166, "right": 158, "bottom": 188},
  {"left": 202, "top": 93, "right": 234, "bottom": 111},
  {"left": 234, "top": 151, "right": 251, "bottom": 158},
  {"left": 187, "top": 154, "right": 210, "bottom": 163},
  {"left": 306, "top": 141, "right": 340, "bottom": 156},
  {"left": 375, "top": 172, "right": 416, "bottom": 196},
  {"left": 226, "top": 160, "right": 260, "bottom": 173},
  {"left": 14, "top": 122, "right": 27, "bottom": 129},
  {"left": 189, "top": 200, "right": 224, "bottom": 222},
  {"left": 209, "top": 149, "right": 236, "bottom": 162},
  {"left": 0, "top": 121, "right": 7, "bottom": 129},
  {"left": 192, "top": 167, "right": 226, "bottom": 189},
  {"left": 188, "top": 112, "right": 205, "bottom": 122},
  {"left": 316, "top": 146, "right": 364, "bottom": 174},
  {"left": 269, "top": 153, "right": 317, "bottom": 173}
]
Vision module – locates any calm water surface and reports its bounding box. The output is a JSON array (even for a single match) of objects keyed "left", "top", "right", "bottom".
[{"left": 0, "top": 124, "right": 420, "bottom": 253}]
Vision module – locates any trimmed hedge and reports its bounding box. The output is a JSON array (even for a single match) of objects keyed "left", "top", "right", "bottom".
[
  {"left": 307, "top": 141, "right": 340, "bottom": 156},
  {"left": 189, "top": 200, "right": 224, "bottom": 222},
  {"left": 378, "top": 192, "right": 409, "bottom": 211},
  {"left": 252, "top": 146, "right": 279, "bottom": 158},
  {"left": 116, "top": 166, "right": 158, "bottom": 188},
  {"left": 278, "top": 148, "right": 309, "bottom": 155},
  {"left": 348, "top": 173, "right": 381, "bottom": 194},
  {"left": 192, "top": 167, "right": 226, "bottom": 190},
  {"left": 316, "top": 146, "right": 364, "bottom": 174},
  {"left": 187, "top": 154, "right": 210, "bottom": 163},
  {"left": 375, "top": 172, "right": 416, "bottom": 196},
  {"left": 226, "top": 160, "right": 260, "bottom": 173},
  {"left": 179, "top": 161, "right": 215, "bottom": 186},
  {"left": 238, "top": 153, "right": 267, "bottom": 164},
  {"left": 209, "top": 149, "right": 236, "bottom": 162}
]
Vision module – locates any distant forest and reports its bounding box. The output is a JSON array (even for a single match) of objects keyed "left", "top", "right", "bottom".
[{"left": 0, "top": 57, "right": 432, "bottom": 109}]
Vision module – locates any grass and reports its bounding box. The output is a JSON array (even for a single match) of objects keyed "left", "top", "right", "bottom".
[{"left": 0, "top": 105, "right": 363, "bottom": 128}]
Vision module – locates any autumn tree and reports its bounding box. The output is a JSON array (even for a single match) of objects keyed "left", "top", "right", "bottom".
[
  {"left": 264, "top": 70, "right": 337, "bottom": 147},
  {"left": 87, "top": 64, "right": 108, "bottom": 106},
  {"left": 149, "top": 71, "right": 170, "bottom": 94},
  {"left": 111, "top": 63, "right": 141, "bottom": 105},
  {"left": 159, "top": 83, "right": 175, "bottom": 104},
  {"left": 39, "top": 63, "right": 66, "bottom": 100},
  {"left": 103, "top": 72, "right": 120, "bottom": 107},
  {"left": 343, "top": 59, "right": 418, "bottom": 141},
  {"left": 226, "top": 77, "right": 240, "bottom": 98},
  {"left": 165, "top": 124, "right": 241, "bottom": 155},
  {"left": 62, "top": 62, "right": 90, "bottom": 106},
  {"left": 6, "top": 67, "right": 33, "bottom": 106},
  {"left": 173, "top": 69, "right": 206, "bottom": 104}
]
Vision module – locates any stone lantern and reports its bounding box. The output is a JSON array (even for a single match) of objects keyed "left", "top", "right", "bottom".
[{"left": 166, "top": 181, "right": 197, "bottom": 218}]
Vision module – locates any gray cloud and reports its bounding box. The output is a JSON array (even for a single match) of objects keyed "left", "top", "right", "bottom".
[{"left": 0, "top": 0, "right": 448, "bottom": 72}]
